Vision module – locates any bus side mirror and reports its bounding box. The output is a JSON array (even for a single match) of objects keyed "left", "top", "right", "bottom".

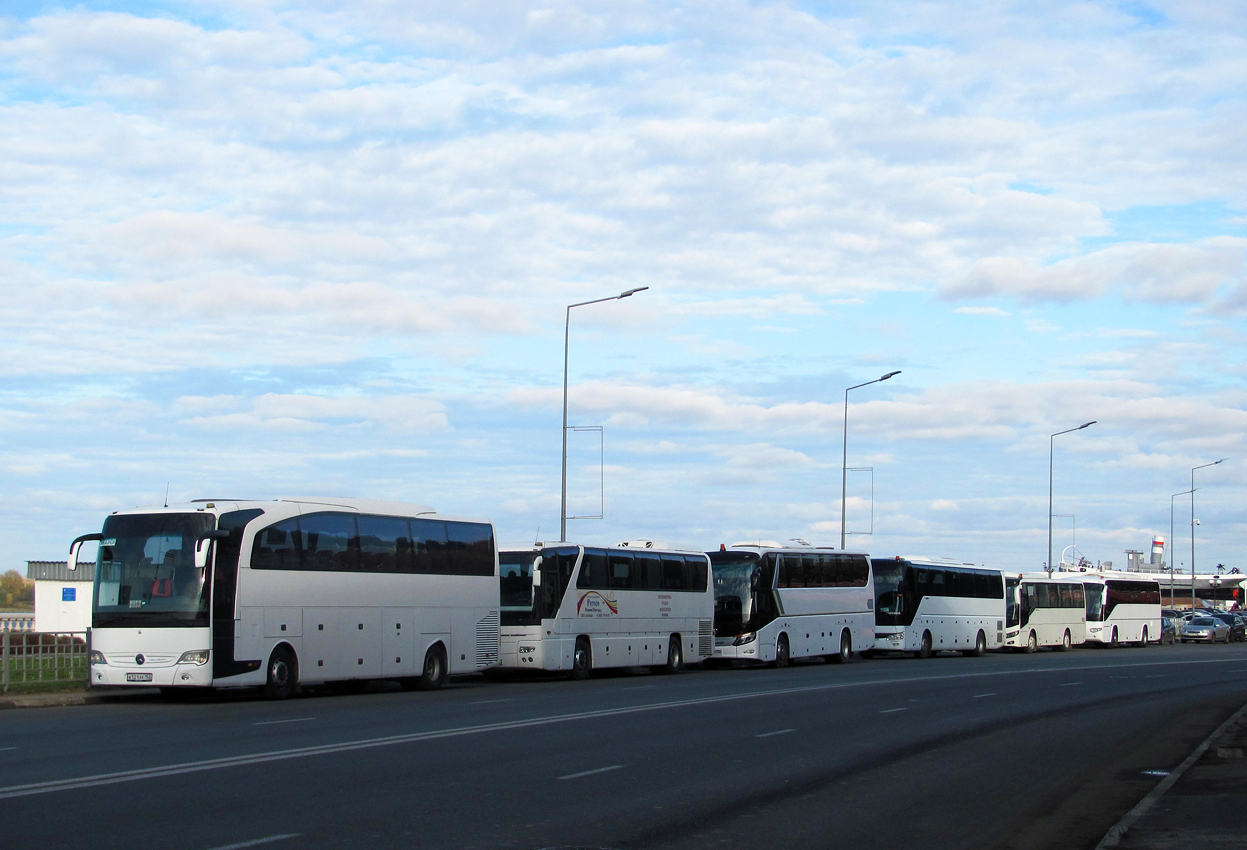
[
  {"left": 67, "top": 533, "right": 103, "bottom": 571},
  {"left": 195, "top": 529, "right": 231, "bottom": 569},
  {"left": 531, "top": 570, "right": 542, "bottom": 586}
]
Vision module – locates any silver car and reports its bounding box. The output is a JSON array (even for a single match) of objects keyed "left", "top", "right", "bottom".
[{"left": 1180, "top": 616, "right": 1231, "bottom": 643}]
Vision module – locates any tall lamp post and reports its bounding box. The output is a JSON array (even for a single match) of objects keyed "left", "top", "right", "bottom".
[
  {"left": 1170, "top": 489, "right": 1194, "bottom": 608},
  {"left": 1048, "top": 421, "right": 1096, "bottom": 572},
  {"left": 560, "top": 286, "right": 648, "bottom": 542},
  {"left": 1190, "top": 458, "right": 1227, "bottom": 611},
  {"left": 841, "top": 370, "right": 900, "bottom": 550}
]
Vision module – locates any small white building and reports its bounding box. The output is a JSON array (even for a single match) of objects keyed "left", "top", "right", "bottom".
[{"left": 27, "top": 560, "right": 94, "bottom": 633}]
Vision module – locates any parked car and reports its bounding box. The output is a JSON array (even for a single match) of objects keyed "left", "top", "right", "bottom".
[
  {"left": 1160, "top": 616, "right": 1178, "bottom": 645},
  {"left": 1209, "top": 612, "right": 1245, "bottom": 642},
  {"left": 1180, "top": 616, "right": 1231, "bottom": 643}
]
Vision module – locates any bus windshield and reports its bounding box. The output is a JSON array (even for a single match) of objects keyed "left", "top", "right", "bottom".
[
  {"left": 873, "top": 560, "right": 905, "bottom": 615},
  {"left": 94, "top": 512, "right": 216, "bottom": 628},
  {"left": 1085, "top": 584, "right": 1105, "bottom": 622},
  {"left": 712, "top": 553, "right": 759, "bottom": 637},
  {"left": 500, "top": 551, "right": 537, "bottom": 614}
]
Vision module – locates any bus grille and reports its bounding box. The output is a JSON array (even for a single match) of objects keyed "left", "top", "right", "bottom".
[
  {"left": 475, "top": 611, "right": 500, "bottom": 668},
  {"left": 698, "top": 619, "right": 713, "bottom": 657}
]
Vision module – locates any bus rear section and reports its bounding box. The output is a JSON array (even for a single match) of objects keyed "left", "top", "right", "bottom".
[
  {"left": 708, "top": 546, "right": 874, "bottom": 667},
  {"left": 871, "top": 557, "right": 1005, "bottom": 657},
  {"left": 1082, "top": 574, "right": 1162, "bottom": 646},
  {"left": 1002, "top": 574, "right": 1086, "bottom": 652},
  {"left": 498, "top": 544, "right": 714, "bottom": 677}
]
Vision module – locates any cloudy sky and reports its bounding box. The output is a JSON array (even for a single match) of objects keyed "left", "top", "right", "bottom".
[{"left": 2, "top": 0, "right": 1244, "bottom": 575}]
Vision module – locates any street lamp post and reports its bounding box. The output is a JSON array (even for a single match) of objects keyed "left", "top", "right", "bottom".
[
  {"left": 841, "top": 370, "right": 900, "bottom": 550},
  {"left": 1170, "top": 489, "right": 1194, "bottom": 608},
  {"left": 1048, "top": 421, "right": 1096, "bottom": 573},
  {"left": 560, "top": 286, "right": 648, "bottom": 542},
  {"left": 1190, "top": 458, "right": 1227, "bottom": 611}
]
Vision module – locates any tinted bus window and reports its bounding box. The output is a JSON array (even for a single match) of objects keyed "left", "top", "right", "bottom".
[
  {"left": 685, "top": 555, "right": 708, "bottom": 592},
  {"left": 578, "top": 550, "right": 609, "bottom": 589},
  {"left": 608, "top": 552, "right": 634, "bottom": 589},
  {"left": 634, "top": 553, "right": 662, "bottom": 589},
  {"left": 252, "top": 518, "right": 302, "bottom": 570},
  {"left": 357, "top": 515, "right": 413, "bottom": 573},
  {"left": 412, "top": 519, "right": 448, "bottom": 574},
  {"left": 446, "top": 521, "right": 495, "bottom": 576},
  {"left": 301, "top": 513, "right": 358, "bottom": 572}
]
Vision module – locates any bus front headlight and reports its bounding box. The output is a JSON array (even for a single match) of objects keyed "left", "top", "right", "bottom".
[
  {"left": 89, "top": 650, "right": 106, "bottom": 665},
  {"left": 177, "top": 650, "right": 210, "bottom": 666},
  {"left": 733, "top": 633, "right": 756, "bottom": 646}
]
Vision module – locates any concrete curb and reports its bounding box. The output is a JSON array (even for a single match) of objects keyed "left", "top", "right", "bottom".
[
  {"left": 0, "top": 688, "right": 161, "bottom": 710},
  {"left": 1095, "top": 698, "right": 1247, "bottom": 848}
]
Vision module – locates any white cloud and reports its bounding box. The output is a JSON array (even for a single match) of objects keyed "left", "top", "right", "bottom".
[{"left": 955, "top": 307, "right": 1011, "bottom": 317}]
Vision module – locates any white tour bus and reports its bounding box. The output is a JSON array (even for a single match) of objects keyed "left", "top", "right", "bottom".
[
  {"left": 1002, "top": 573, "right": 1087, "bottom": 652},
  {"left": 871, "top": 556, "right": 1006, "bottom": 657},
  {"left": 71, "top": 497, "right": 500, "bottom": 699},
  {"left": 498, "top": 543, "right": 714, "bottom": 677},
  {"left": 707, "top": 544, "right": 874, "bottom": 667},
  {"left": 1080, "top": 573, "right": 1162, "bottom": 647}
]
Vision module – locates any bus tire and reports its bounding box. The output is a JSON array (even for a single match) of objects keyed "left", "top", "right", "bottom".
[
  {"left": 1025, "top": 631, "right": 1037, "bottom": 653},
  {"left": 1058, "top": 630, "right": 1071, "bottom": 652},
  {"left": 772, "top": 634, "right": 790, "bottom": 668},
  {"left": 262, "top": 645, "right": 298, "bottom": 701},
  {"left": 1137, "top": 627, "right": 1148, "bottom": 648},
  {"left": 417, "top": 644, "right": 447, "bottom": 691},
  {"left": 831, "top": 630, "right": 852, "bottom": 664},
  {"left": 966, "top": 630, "right": 987, "bottom": 657},
  {"left": 655, "top": 635, "right": 683, "bottom": 674},
  {"left": 1110, "top": 627, "right": 1119, "bottom": 648},
  {"left": 571, "top": 637, "right": 592, "bottom": 680},
  {"left": 917, "top": 631, "right": 933, "bottom": 659}
]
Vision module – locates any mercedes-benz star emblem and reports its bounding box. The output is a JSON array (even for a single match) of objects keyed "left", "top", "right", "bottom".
[{"left": 135, "top": 654, "right": 145, "bottom": 665}]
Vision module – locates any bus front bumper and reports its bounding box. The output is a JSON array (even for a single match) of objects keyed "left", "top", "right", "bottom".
[
  {"left": 90, "top": 656, "right": 213, "bottom": 688},
  {"left": 874, "top": 632, "right": 907, "bottom": 652},
  {"left": 712, "top": 635, "right": 760, "bottom": 660}
]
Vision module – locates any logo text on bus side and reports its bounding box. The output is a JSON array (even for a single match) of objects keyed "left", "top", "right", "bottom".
[{"left": 577, "top": 591, "right": 619, "bottom": 617}]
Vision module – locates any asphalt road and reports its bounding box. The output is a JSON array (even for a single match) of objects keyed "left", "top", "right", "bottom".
[{"left": 3, "top": 643, "right": 1247, "bottom": 850}]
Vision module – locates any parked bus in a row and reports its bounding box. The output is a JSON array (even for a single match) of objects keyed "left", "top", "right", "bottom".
[
  {"left": 1079, "top": 573, "right": 1162, "bottom": 647},
  {"left": 1002, "top": 573, "right": 1087, "bottom": 652},
  {"left": 498, "top": 543, "right": 714, "bottom": 677},
  {"left": 871, "top": 556, "right": 1006, "bottom": 657},
  {"left": 707, "top": 544, "right": 874, "bottom": 667},
  {"left": 70, "top": 498, "right": 500, "bottom": 699}
]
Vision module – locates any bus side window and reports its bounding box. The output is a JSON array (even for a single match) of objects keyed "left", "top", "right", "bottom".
[
  {"left": 684, "top": 555, "right": 708, "bottom": 592},
  {"left": 412, "top": 519, "right": 449, "bottom": 574},
  {"left": 609, "top": 552, "right": 634, "bottom": 589},
  {"left": 252, "top": 518, "right": 302, "bottom": 570},
  {"left": 300, "top": 513, "right": 358, "bottom": 572},
  {"left": 578, "top": 550, "right": 609, "bottom": 589},
  {"left": 634, "top": 553, "right": 662, "bottom": 589},
  {"left": 357, "top": 515, "right": 410, "bottom": 573},
  {"left": 661, "top": 555, "right": 687, "bottom": 590},
  {"left": 446, "top": 521, "right": 495, "bottom": 576}
]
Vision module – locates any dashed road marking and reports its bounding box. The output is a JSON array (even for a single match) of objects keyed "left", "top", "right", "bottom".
[{"left": 558, "top": 765, "right": 623, "bottom": 780}]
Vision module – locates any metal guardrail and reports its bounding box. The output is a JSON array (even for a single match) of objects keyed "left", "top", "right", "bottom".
[{"left": 1, "top": 630, "right": 89, "bottom": 694}]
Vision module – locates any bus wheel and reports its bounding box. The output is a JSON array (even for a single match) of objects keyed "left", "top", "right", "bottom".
[
  {"left": 967, "top": 630, "right": 987, "bottom": 657},
  {"left": 417, "top": 645, "right": 447, "bottom": 690},
  {"left": 262, "top": 646, "right": 298, "bottom": 701},
  {"left": 917, "top": 631, "right": 933, "bottom": 659},
  {"left": 832, "top": 630, "right": 852, "bottom": 664},
  {"left": 571, "top": 638, "right": 592, "bottom": 680},
  {"left": 772, "top": 634, "right": 790, "bottom": 668},
  {"left": 1137, "top": 627, "right": 1148, "bottom": 648},
  {"left": 1025, "top": 631, "right": 1037, "bottom": 653},
  {"left": 1110, "top": 627, "right": 1119, "bottom": 648},
  {"left": 1058, "top": 630, "right": 1071, "bottom": 652},
  {"left": 655, "top": 635, "right": 683, "bottom": 674}
]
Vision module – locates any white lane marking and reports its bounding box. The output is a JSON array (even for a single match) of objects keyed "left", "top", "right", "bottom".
[
  {"left": 201, "top": 834, "right": 301, "bottom": 850},
  {"left": 756, "top": 729, "right": 795, "bottom": 738},
  {"left": 1059, "top": 682, "right": 1081, "bottom": 687},
  {"left": 880, "top": 708, "right": 908, "bottom": 714},
  {"left": 2, "top": 654, "right": 1239, "bottom": 800},
  {"left": 0, "top": 747, "right": 17, "bottom": 752},
  {"left": 558, "top": 765, "right": 623, "bottom": 780},
  {"left": 468, "top": 699, "right": 513, "bottom": 705},
  {"left": 973, "top": 693, "right": 997, "bottom": 698},
  {"left": 622, "top": 685, "right": 655, "bottom": 690},
  {"left": 251, "top": 718, "right": 316, "bottom": 727}
]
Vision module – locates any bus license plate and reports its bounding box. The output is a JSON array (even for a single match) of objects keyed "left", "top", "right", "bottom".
[{"left": 125, "top": 673, "right": 153, "bottom": 682}]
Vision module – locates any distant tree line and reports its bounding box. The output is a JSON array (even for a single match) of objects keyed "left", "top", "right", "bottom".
[{"left": 1, "top": 570, "right": 34, "bottom": 610}]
